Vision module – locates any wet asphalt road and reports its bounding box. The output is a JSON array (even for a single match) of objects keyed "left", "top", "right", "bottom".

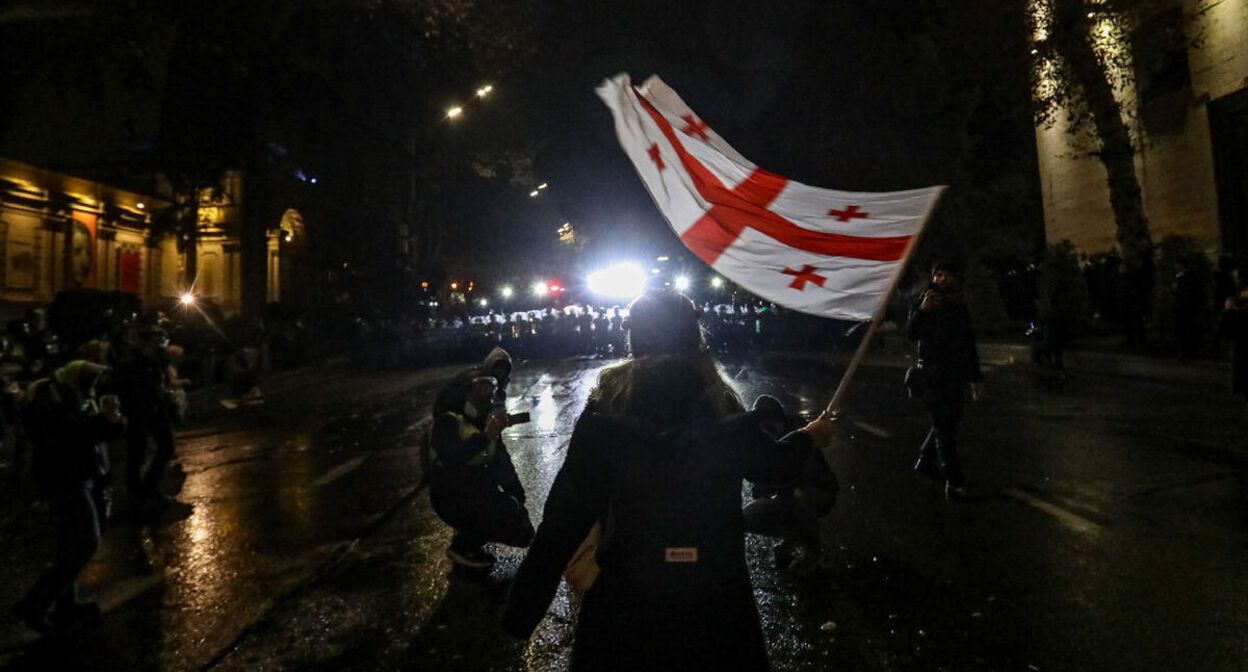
[{"left": 1, "top": 350, "right": 1246, "bottom": 671}]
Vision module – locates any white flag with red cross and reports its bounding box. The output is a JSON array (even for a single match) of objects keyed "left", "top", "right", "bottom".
[{"left": 596, "top": 73, "right": 944, "bottom": 321}]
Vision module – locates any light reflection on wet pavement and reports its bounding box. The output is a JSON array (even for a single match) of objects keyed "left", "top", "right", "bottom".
[{"left": 2, "top": 354, "right": 1246, "bottom": 671}]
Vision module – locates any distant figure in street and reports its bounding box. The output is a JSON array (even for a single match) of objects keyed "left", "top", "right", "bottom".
[
  {"left": 220, "top": 343, "right": 264, "bottom": 410},
  {"left": 428, "top": 348, "right": 532, "bottom": 570},
  {"left": 502, "top": 289, "right": 834, "bottom": 671},
  {"left": 1215, "top": 285, "right": 1248, "bottom": 402},
  {"left": 1029, "top": 297, "right": 1067, "bottom": 373},
  {"left": 1115, "top": 259, "right": 1151, "bottom": 349},
  {"left": 112, "top": 317, "right": 178, "bottom": 517},
  {"left": 1212, "top": 255, "right": 1238, "bottom": 319},
  {"left": 906, "top": 262, "right": 983, "bottom": 499},
  {"left": 482, "top": 347, "right": 513, "bottom": 405},
  {"left": 164, "top": 345, "right": 191, "bottom": 423},
  {"left": 13, "top": 361, "right": 124, "bottom": 635},
  {"left": 1172, "top": 258, "right": 1204, "bottom": 361}
]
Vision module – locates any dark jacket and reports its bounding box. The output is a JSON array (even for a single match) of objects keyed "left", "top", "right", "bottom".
[
  {"left": 429, "top": 399, "right": 524, "bottom": 497},
  {"left": 907, "top": 288, "right": 982, "bottom": 387},
  {"left": 1216, "top": 305, "right": 1248, "bottom": 395},
  {"left": 22, "top": 379, "right": 124, "bottom": 493},
  {"left": 1174, "top": 271, "right": 1204, "bottom": 318},
  {"left": 110, "top": 345, "right": 169, "bottom": 419},
  {"left": 501, "top": 388, "right": 814, "bottom": 670}
]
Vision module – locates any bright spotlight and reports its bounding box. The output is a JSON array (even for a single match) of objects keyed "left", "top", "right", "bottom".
[
  {"left": 180, "top": 293, "right": 195, "bottom": 305},
  {"left": 533, "top": 282, "right": 548, "bottom": 297},
  {"left": 479, "top": 299, "right": 489, "bottom": 307},
  {"left": 587, "top": 263, "right": 647, "bottom": 299},
  {"left": 446, "top": 106, "right": 463, "bottom": 119},
  {"left": 674, "top": 276, "right": 690, "bottom": 291},
  {"left": 529, "top": 190, "right": 540, "bottom": 197},
  {"left": 711, "top": 276, "right": 724, "bottom": 288},
  {"left": 501, "top": 285, "right": 513, "bottom": 298}
]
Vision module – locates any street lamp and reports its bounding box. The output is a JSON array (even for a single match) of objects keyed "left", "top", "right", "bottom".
[
  {"left": 476, "top": 84, "right": 493, "bottom": 98},
  {"left": 446, "top": 106, "right": 463, "bottom": 119}
]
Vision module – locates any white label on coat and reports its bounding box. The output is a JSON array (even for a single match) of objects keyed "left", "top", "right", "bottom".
[{"left": 665, "top": 547, "right": 698, "bottom": 563}]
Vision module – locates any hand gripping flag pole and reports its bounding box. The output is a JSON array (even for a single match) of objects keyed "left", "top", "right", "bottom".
[{"left": 597, "top": 73, "right": 946, "bottom": 416}]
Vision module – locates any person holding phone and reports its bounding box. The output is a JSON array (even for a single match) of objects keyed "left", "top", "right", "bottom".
[
  {"left": 428, "top": 372, "right": 533, "bottom": 571},
  {"left": 907, "top": 262, "right": 983, "bottom": 500}
]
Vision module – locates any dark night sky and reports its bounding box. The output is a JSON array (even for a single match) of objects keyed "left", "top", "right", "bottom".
[
  {"left": 460, "top": 0, "right": 853, "bottom": 274},
  {"left": 0, "top": 0, "right": 1038, "bottom": 292},
  {"left": 456, "top": 0, "right": 1037, "bottom": 281}
]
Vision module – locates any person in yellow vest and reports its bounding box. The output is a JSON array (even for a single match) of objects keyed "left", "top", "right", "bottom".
[
  {"left": 12, "top": 360, "right": 124, "bottom": 635},
  {"left": 428, "top": 373, "right": 533, "bottom": 569}
]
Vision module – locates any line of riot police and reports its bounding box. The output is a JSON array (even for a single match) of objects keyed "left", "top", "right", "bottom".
[{"left": 352, "top": 301, "right": 859, "bottom": 369}]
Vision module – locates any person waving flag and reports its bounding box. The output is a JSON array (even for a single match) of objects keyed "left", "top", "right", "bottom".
[{"left": 596, "top": 73, "right": 943, "bottom": 322}]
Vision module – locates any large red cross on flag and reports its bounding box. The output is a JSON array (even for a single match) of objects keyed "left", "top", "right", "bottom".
[{"left": 596, "top": 73, "right": 944, "bottom": 321}]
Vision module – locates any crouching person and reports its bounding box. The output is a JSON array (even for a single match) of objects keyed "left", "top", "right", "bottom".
[
  {"left": 429, "top": 375, "right": 533, "bottom": 570},
  {"left": 742, "top": 395, "right": 838, "bottom": 575},
  {"left": 13, "top": 361, "right": 125, "bottom": 635}
]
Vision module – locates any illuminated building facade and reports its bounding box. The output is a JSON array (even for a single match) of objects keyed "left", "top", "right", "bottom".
[
  {"left": 0, "top": 158, "right": 284, "bottom": 316},
  {"left": 1034, "top": 0, "right": 1248, "bottom": 258}
]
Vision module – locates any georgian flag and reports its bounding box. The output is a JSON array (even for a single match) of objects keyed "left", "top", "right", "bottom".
[{"left": 596, "top": 73, "right": 944, "bottom": 321}]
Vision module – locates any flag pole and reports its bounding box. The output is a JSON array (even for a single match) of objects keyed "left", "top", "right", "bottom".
[{"left": 823, "top": 187, "right": 945, "bottom": 416}]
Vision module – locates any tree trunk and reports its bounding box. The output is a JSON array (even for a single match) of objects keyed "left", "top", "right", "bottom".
[
  {"left": 184, "top": 189, "right": 198, "bottom": 293},
  {"left": 1053, "top": 0, "right": 1153, "bottom": 269}
]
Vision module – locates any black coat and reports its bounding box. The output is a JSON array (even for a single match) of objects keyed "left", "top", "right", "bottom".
[
  {"left": 1216, "top": 306, "right": 1248, "bottom": 395},
  {"left": 110, "top": 346, "right": 168, "bottom": 419},
  {"left": 501, "top": 403, "right": 813, "bottom": 671},
  {"left": 22, "top": 380, "right": 124, "bottom": 493},
  {"left": 907, "top": 290, "right": 982, "bottom": 388},
  {"left": 429, "top": 400, "right": 524, "bottom": 501}
]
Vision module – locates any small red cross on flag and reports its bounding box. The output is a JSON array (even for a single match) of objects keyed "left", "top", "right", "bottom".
[
  {"left": 828, "top": 205, "right": 869, "bottom": 222},
  {"left": 782, "top": 265, "right": 827, "bottom": 291},
  {"left": 597, "top": 73, "right": 944, "bottom": 320},
  {"left": 680, "top": 114, "right": 709, "bottom": 141},
  {"left": 647, "top": 143, "right": 665, "bottom": 170}
]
